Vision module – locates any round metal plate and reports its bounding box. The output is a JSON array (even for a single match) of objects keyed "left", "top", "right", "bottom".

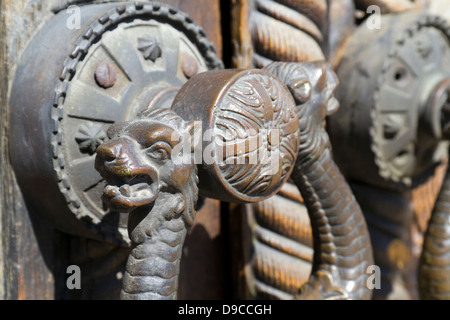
[{"left": 9, "top": 2, "right": 222, "bottom": 244}]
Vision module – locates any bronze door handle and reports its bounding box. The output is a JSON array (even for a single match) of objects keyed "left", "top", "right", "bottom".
[
  {"left": 95, "top": 68, "right": 301, "bottom": 299},
  {"left": 95, "top": 61, "right": 375, "bottom": 300}
]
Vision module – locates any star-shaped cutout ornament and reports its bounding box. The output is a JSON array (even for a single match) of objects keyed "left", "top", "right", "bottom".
[
  {"left": 137, "top": 35, "right": 162, "bottom": 62},
  {"left": 75, "top": 123, "right": 107, "bottom": 155}
]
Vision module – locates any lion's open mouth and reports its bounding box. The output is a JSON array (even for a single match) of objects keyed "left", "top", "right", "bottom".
[{"left": 102, "top": 174, "right": 159, "bottom": 211}]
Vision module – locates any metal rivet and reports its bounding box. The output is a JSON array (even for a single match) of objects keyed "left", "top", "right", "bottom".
[
  {"left": 95, "top": 62, "right": 117, "bottom": 89},
  {"left": 181, "top": 54, "right": 198, "bottom": 79}
]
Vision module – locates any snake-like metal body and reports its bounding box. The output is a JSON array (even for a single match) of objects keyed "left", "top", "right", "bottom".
[{"left": 264, "top": 61, "right": 374, "bottom": 300}]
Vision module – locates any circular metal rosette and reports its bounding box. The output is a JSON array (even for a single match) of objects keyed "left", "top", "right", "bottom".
[
  {"left": 172, "top": 69, "right": 301, "bottom": 203},
  {"left": 329, "top": 13, "right": 450, "bottom": 190},
  {"left": 9, "top": 2, "right": 222, "bottom": 244}
]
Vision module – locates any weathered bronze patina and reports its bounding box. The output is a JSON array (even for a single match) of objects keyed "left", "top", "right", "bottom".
[
  {"left": 95, "top": 61, "right": 375, "bottom": 300},
  {"left": 264, "top": 61, "right": 374, "bottom": 300},
  {"left": 7, "top": 0, "right": 450, "bottom": 301},
  {"left": 9, "top": 1, "right": 222, "bottom": 244}
]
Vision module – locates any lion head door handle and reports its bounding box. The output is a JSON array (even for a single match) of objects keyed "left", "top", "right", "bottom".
[
  {"left": 9, "top": 2, "right": 223, "bottom": 244},
  {"left": 95, "top": 69, "right": 301, "bottom": 299},
  {"left": 95, "top": 62, "right": 375, "bottom": 300}
]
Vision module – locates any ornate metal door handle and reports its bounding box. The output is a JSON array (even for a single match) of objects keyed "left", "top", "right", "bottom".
[
  {"left": 8, "top": 0, "right": 303, "bottom": 298},
  {"left": 94, "top": 60, "right": 374, "bottom": 300},
  {"left": 9, "top": 0, "right": 374, "bottom": 300},
  {"left": 327, "top": 12, "right": 450, "bottom": 299},
  {"left": 263, "top": 62, "right": 374, "bottom": 299}
]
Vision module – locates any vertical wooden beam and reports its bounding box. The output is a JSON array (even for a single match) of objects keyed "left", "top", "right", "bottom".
[{"left": 230, "top": 0, "right": 253, "bottom": 68}]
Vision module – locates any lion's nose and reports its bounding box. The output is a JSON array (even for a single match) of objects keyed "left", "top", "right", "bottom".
[{"left": 96, "top": 140, "right": 122, "bottom": 168}]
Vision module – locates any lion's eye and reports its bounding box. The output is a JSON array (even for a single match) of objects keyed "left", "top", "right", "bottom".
[
  {"left": 146, "top": 142, "right": 171, "bottom": 161},
  {"left": 289, "top": 78, "right": 311, "bottom": 104}
]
